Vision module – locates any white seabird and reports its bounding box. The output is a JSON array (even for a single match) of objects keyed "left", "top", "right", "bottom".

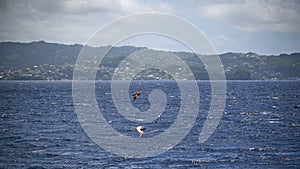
[{"left": 135, "top": 126, "right": 146, "bottom": 138}]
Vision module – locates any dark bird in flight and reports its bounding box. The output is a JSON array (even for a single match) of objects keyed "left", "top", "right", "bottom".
[{"left": 132, "top": 89, "right": 141, "bottom": 102}]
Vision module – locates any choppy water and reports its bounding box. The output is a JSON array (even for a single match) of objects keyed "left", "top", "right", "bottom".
[{"left": 0, "top": 81, "right": 299, "bottom": 168}]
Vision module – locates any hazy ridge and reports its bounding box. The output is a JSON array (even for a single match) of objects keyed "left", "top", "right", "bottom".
[{"left": 0, "top": 41, "right": 299, "bottom": 80}]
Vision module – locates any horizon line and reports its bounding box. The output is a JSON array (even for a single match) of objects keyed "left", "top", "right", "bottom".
[{"left": 0, "top": 40, "right": 299, "bottom": 56}]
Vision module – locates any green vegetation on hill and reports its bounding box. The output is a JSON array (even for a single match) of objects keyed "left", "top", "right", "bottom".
[{"left": 0, "top": 41, "right": 299, "bottom": 80}]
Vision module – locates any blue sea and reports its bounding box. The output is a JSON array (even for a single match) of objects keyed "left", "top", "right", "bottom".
[{"left": 0, "top": 81, "right": 299, "bottom": 168}]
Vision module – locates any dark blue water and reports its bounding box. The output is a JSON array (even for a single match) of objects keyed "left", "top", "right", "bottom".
[{"left": 0, "top": 81, "right": 299, "bottom": 168}]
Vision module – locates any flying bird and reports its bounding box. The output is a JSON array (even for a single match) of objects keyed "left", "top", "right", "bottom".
[
  {"left": 135, "top": 126, "right": 146, "bottom": 138},
  {"left": 132, "top": 89, "right": 141, "bottom": 102}
]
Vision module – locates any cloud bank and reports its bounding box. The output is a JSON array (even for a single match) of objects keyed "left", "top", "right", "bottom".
[
  {"left": 198, "top": 0, "right": 300, "bottom": 33},
  {"left": 0, "top": 0, "right": 299, "bottom": 54}
]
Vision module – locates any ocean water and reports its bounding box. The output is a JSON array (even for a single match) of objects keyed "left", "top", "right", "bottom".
[{"left": 0, "top": 81, "right": 299, "bottom": 168}]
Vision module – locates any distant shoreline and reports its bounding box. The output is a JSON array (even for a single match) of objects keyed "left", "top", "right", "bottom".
[{"left": 1, "top": 41, "right": 299, "bottom": 81}]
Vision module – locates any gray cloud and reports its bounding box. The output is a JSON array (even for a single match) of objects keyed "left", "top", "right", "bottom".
[
  {"left": 0, "top": 0, "right": 172, "bottom": 43},
  {"left": 198, "top": 0, "right": 300, "bottom": 33},
  {"left": 0, "top": 0, "right": 299, "bottom": 54}
]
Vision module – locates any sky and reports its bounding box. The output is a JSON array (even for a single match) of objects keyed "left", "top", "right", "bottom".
[{"left": 0, "top": 0, "right": 300, "bottom": 55}]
